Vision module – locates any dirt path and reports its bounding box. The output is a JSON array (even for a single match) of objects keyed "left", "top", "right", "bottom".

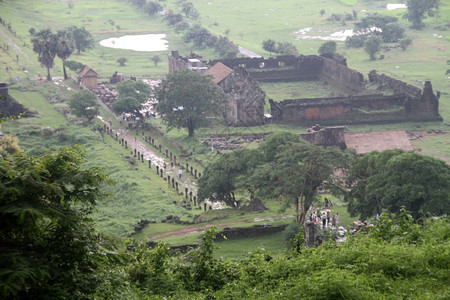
[{"left": 147, "top": 221, "right": 248, "bottom": 240}]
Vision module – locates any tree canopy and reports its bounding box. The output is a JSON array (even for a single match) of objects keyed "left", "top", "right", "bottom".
[
  {"left": 364, "top": 35, "right": 382, "bottom": 60},
  {"left": 198, "top": 132, "right": 354, "bottom": 222},
  {"left": 262, "top": 39, "right": 276, "bottom": 55},
  {"left": 156, "top": 69, "right": 229, "bottom": 137},
  {"left": 69, "top": 90, "right": 100, "bottom": 122},
  {"left": 31, "top": 29, "right": 58, "bottom": 80},
  {"left": 346, "top": 149, "right": 450, "bottom": 220},
  {"left": 318, "top": 41, "right": 337, "bottom": 54},
  {"left": 198, "top": 148, "right": 265, "bottom": 208},
  {"left": 0, "top": 145, "right": 111, "bottom": 298},
  {"left": 403, "top": 0, "right": 440, "bottom": 29},
  {"left": 256, "top": 141, "right": 353, "bottom": 223},
  {"left": 56, "top": 29, "right": 75, "bottom": 80},
  {"left": 68, "top": 26, "right": 95, "bottom": 54},
  {"left": 112, "top": 80, "right": 152, "bottom": 118}
]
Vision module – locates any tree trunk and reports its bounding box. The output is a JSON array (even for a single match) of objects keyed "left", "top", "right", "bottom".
[
  {"left": 62, "top": 59, "right": 68, "bottom": 80},
  {"left": 295, "top": 196, "right": 299, "bottom": 223},
  {"left": 249, "top": 191, "right": 267, "bottom": 212},
  {"left": 187, "top": 119, "right": 195, "bottom": 137},
  {"left": 299, "top": 194, "right": 306, "bottom": 224},
  {"left": 46, "top": 67, "right": 51, "bottom": 81}
]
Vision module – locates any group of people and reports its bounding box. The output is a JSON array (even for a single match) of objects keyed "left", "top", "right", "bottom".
[{"left": 309, "top": 210, "right": 339, "bottom": 229}]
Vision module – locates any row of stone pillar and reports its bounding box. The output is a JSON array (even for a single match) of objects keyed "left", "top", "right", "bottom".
[{"left": 104, "top": 125, "right": 202, "bottom": 209}]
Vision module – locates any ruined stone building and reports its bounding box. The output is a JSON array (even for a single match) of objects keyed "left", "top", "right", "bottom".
[
  {"left": 204, "top": 62, "right": 265, "bottom": 126},
  {"left": 0, "top": 82, "right": 34, "bottom": 119},
  {"left": 168, "top": 51, "right": 266, "bottom": 126},
  {"left": 168, "top": 51, "right": 442, "bottom": 127}
]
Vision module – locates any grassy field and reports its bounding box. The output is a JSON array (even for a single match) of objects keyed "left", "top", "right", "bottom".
[{"left": 1, "top": 0, "right": 449, "bottom": 255}]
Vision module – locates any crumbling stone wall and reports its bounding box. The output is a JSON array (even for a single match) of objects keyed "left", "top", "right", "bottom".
[
  {"left": 320, "top": 56, "right": 364, "bottom": 93},
  {"left": 300, "top": 126, "right": 347, "bottom": 149},
  {"left": 168, "top": 50, "right": 208, "bottom": 73},
  {"left": 212, "top": 55, "right": 323, "bottom": 82},
  {"left": 368, "top": 70, "right": 421, "bottom": 97},
  {"left": 0, "top": 82, "right": 34, "bottom": 118},
  {"left": 270, "top": 81, "right": 440, "bottom": 125},
  {"left": 218, "top": 67, "right": 266, "bottom": 126},
  {"left": 214, "top": 224, "right": 288, "bottom": 241}
]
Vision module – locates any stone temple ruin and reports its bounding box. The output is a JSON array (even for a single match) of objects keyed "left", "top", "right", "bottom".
[
  {"left": 0, "top": 82, "right": 35, "bottom": 119},
  {"left": 169, "top": 51, "right": 442, "bottom": 127}
]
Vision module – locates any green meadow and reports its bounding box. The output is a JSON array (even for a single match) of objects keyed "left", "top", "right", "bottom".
[{"left": 1, "top": 0, "right": 449, "bottom": 255}]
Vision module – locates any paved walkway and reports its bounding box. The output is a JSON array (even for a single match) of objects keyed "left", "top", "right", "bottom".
[
  {"left": 96, "top": 115, "right": 198, "bottom": 195},
  {"left": 238, "top": 46, "right": 262, "bottom": 58}
]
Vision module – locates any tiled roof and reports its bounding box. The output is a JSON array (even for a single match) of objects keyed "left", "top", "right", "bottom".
[
  {"left": 78, "top": 65, "right": 98, "bottom": 77},
  {"left": 204, "top": 62, "right": 233, "bottom": 84}
]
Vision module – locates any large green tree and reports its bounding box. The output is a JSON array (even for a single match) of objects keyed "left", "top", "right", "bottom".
[
  {"left": 56, "top": 29, "right": 75, "bottom": 80},
  {"left": 257, "top": 141, "right": 352, "bottom": 224},
  {"left": 262, "top": 39, "right": 276, "bottom": 55},
  {"left": 403, "top": 0, "right": 440, "bottom": 29},
  {"left": 156, "top": 69, "right": 229, "bottom": 137},
  {"left": 31, "top": 29, "right": 58, "bottom": 80},
  {"left": 364, "top": 35, "right": 382, "bottom": 60},
  {"left": 112, "top": 80, "right": 152, "bottom": 119},
  {"left": 69, "top": 90, "right": 100, "bottom": 122},
  {"left": 346, "top": 150, "right": 450, "bottom": 220},
  {"left": 198, "top": 148, "right": 265, "bottom": 209},
  {"left": 318, "top": 41, "right": 337, "bottom": 54},
  {"left": 68, "top": 26, "right": 95, "bottom": 54},
  {"left": 0, "top": 145, "right": 110, "bottom": 298}
]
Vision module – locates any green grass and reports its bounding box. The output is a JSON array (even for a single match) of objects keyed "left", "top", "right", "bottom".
[
  {"left": 261, "top": 80, "right": 345, "bottom": 101},
  {"left": 215, "top": 232, "right": 287, "bottom": 259}
]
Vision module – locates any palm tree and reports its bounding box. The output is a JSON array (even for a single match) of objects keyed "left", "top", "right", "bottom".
[
  {"left": 31, "top": 29, "right": 58, "bottom": 80},
  {"left": 56, "top": 29, "right": 75, "bottom": 80}
]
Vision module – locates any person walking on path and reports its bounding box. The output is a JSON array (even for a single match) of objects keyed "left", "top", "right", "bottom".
[
  {"left": 322, "top": 211, "right": 327, "bottom": 228},
  {"left": 178, "top": 169, "right": 182, "bottom": 179}
]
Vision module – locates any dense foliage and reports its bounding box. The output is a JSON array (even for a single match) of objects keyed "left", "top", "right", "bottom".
[
  {"left": 199, "top": 132, "right": 354, "bottom": 223},
  {"left": 69, "top": 90, "right": 99, "bottom": 122},
  {"left": 156, "top": 69, "right": 229, "bottom": 137},
  {"left": 112, "top": 80, "right": 152, "bottom": 119},
  {"left": 403, "top": 0, "right": 441, "bottom": 29},
  {"left": 346, "top": 149, "right": 450, "bottom": 220},
  {"left": 0, "top": 145, "right": 115, "bottom": 298}
]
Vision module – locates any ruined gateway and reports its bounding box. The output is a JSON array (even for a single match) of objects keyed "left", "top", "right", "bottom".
[{"left": 168, "top": 51, "right": 442, "bottom": 127}]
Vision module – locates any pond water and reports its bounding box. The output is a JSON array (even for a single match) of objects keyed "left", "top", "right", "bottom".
[
  {"left": 294, "top": 27, "right": 381, "bottom": 41},
  {"left": 386, "top": 4, "right": 407, "bottom": 10},
  {"left": 99, "top": 34, "right": 168, "bottom": 52}
]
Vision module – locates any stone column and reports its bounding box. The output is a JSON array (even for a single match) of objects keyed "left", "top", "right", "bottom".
[{"left": 304, "top": 221, "right": 317, "bottom": 247}]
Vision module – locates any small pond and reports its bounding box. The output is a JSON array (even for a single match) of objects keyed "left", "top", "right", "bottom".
[{"left": 99, "top": 34, "right": 168, "bottom": 52}]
